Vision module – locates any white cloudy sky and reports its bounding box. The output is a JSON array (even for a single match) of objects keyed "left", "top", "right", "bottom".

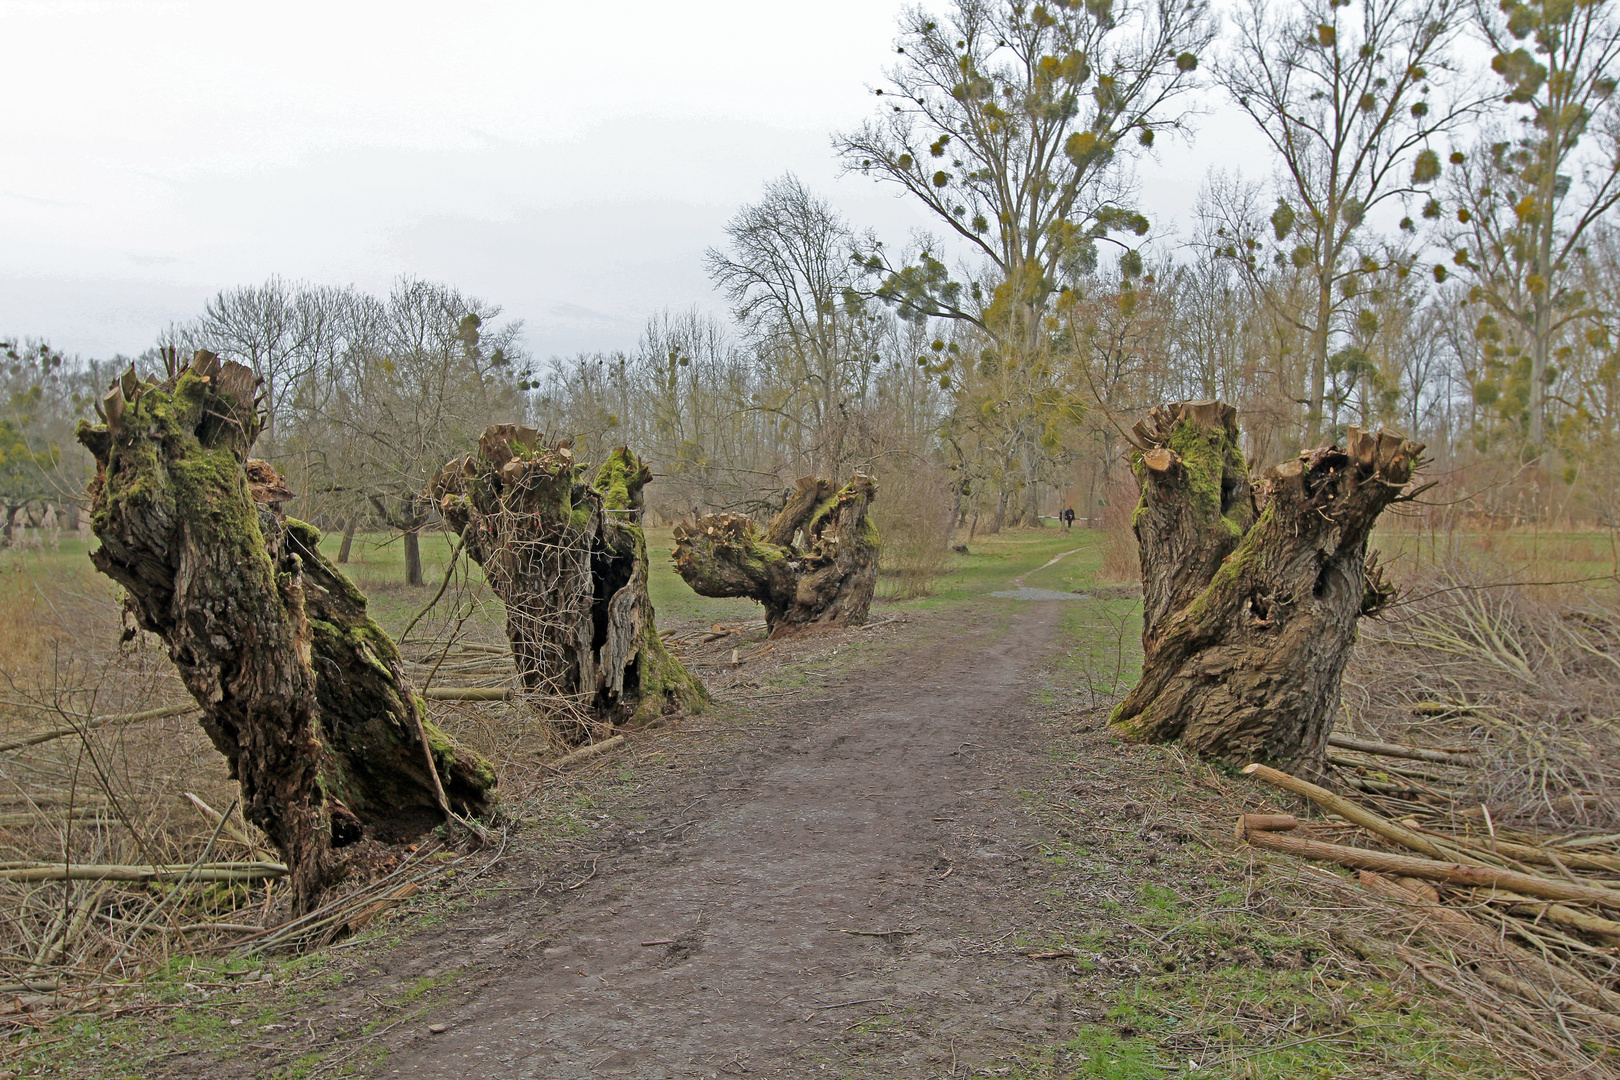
[{"left": 0, "top": 0, "right": 1269, "bottom": 361}]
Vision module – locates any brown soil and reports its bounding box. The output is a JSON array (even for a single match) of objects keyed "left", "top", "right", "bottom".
[{"left": 380, "top": 603, "right": 1072, "bottom": 1078}]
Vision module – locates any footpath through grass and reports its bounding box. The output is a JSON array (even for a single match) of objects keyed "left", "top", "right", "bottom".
[{"left": 0, "top": 523, "right": 1560, "bottom": 1078}]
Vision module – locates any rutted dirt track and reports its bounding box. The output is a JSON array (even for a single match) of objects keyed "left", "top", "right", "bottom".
[{"left": 345, "top": 599, "right": 1082, "bottom": 1078}]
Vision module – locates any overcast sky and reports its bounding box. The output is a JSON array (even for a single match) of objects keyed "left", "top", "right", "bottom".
[{"left": 0, "top": 0, "right": 1270, "bottom": 362}]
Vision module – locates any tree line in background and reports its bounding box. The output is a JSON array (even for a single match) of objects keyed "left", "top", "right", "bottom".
[{"left": 4, "top": 0, "right": 1619, "bottom": 585}]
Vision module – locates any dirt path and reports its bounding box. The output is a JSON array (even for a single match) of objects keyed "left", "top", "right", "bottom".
[{"left": 310, "top": 597, "right": 1091, "bottom": 1079}]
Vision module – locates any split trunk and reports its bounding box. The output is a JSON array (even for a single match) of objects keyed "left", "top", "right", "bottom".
[
  {"left": 670, "top": 474, "right": 879, "bottom": 635},
  {"left": 1110, "top": 401, "right": 1421, "bottom": 775},
  {"left": 77, "top": 352, "right": 496, "bottom": 913},
  {"left": 430, "top": 426, "right": 706, "bottom": 736}
]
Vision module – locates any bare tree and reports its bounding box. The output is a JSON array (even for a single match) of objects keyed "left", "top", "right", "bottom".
[
  {"left": 1442, "top": 0, "right": 1620, "bottom": 449},
  {"left": 1215, "top": 0, "right": 1477, "bottom": 443},
  {"left": 706, "top": 175, "right": 880, "bottom": 477}
]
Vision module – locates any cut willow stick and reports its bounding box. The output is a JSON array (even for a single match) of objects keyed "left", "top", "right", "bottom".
[
  {"left": 1240, "top": 829, "right": 1620, "bottom": 911},
  {"left": 1412, "top": 823, "right": 1620, "bottom": 874},
  {"left": 1471, "top": 967, "right": 1620, "bottom": 1035},
  {"left": 1232, "top": 813, "right": 1300, "bottom": 838},
  {"left": 1325, "top": 734, "right": 1474, "bottom": 765},
  {"left": 1464, "top": 887, "right": 1620, "bottom": 944},
  {"left": 420, "top": 687, "right": 514, "bottom": 702},
  {"left": 0, "top": 704, "right": 198, "bottom": 754},
  {"left": 181, "top": 792, "right": 266, "bottom": 857},
  {"left": 0, "top": 861, "right": 286, "bottom": 883},
  {"left": 542, "top": 734, "right": 627, "bottom": 772},
  {"left": 1243, "top": 763, "right": 1459, "bottom": 861},
  {"left": 0, "top": 806, "right": 106, "bottom": 828},
  {"left": 1358, "top": 870, "right": 1620, "bottom": 1014}
]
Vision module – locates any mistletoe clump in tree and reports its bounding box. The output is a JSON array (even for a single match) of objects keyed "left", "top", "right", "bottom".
[
  {"left": 430, "top": 426, "right": 706, "bottom": 733},
  {"left": 1111, "top": 401, "right": 1424, "bottom": 775},
  {"left": 671, "top": 474, "right": 880, "bottom": 635},
  {"left": 77, "top": 351, "right": 496, "bottom": 914}
]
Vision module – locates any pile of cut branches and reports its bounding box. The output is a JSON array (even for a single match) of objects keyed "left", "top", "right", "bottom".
[{"left": 1237, "top": 753, "right": 1620, "bottom": 1067}]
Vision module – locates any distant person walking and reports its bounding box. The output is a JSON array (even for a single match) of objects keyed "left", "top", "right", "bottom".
[{"left": 1061, "top": 506, "right": 1075, "bottom": 529}]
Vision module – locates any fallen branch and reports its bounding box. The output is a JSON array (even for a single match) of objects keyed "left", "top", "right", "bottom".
[
  {"left": 345, "top": 881, "right": 422, "bottom": 934},
  {"left": 1232, "top": 813, "right": 1300, "bottom": 838},
  {"left": 0, "top": 861, "right": 286, "bottom": 883},
  {"left": 1357, "top": 871, "right": 1620, "bottom": 1013},
  {"left": 1239, "top": 828, "right": 1620, "bottom": 911},
  {"left": 541, "top": 735, "right": 626, "bottom": 772},
  {"left": 1464, "top": 887, "right": 1620, "bottom": 945},
  {"left": 1471, "top": 966, "right": 1620, "bottom": 1035},
  {"left": 1325, "top": 734, "right": 1474, "bottom": 766},
  {"left": 1242, "top": 764, "right": 1460, "bottom": 862},
  {"left": 0, "top": 704, "right": 198, "bottom": 754},
  {"left": 1412, "top": 825, "right": 1620, "bottom": 875},
  {"left": 0, "top": 806, "right": 106, "bottom": 828},
  {"left": 420, "top": 687, "right": 514, "bottom": 702}
]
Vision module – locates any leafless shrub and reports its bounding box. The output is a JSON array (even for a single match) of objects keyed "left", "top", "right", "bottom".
[
  {"left": 870, "top": 458, "right": 954, "bottom": 599},
  {"left": 1098, "top": 476, "right": 1140, "bottom": 582}
]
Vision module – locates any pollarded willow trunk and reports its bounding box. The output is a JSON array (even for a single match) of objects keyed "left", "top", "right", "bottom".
[
  {"left": 670, "top": 474, "right": 879, "bottom": 635},
  {"left": 430, "top": 426, "right": 706, "bottom": 733},
  {"left": 77, "top": 352, "right": 496, "bottom": 914},
  {"left": 1110, "top": 401, "right": 1422, "bottom": 776}
]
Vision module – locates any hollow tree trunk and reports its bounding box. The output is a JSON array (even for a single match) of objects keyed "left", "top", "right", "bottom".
[
  {"left": 1110, "top": 401, "right": 1422, "bottom": 776},
  {"left": 670, "top": 473, "right": 879, "bottom": 635},
  {"left": 337, "top": 517, "right": 356, "bottom": 564},
  {"left": 77, "top": 352, "right": 496, "bottom": 914},
  {"left": 430, "top": 426, "right": 705, "bottom": 735}
]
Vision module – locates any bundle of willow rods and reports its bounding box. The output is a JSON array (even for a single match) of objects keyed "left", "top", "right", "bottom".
[{"left": 1238, "top": 757, "right": 1620, "bottom": 1042}]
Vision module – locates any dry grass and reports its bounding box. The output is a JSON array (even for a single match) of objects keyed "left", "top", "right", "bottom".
[{"left": 0, "top": 538, "right": 539, "bottom": 1027}]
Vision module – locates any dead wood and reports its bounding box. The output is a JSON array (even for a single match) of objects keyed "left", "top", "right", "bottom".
[
  {"left": 431, "top": 428, "right": 706, "bottom": 734},
  {"left": 1241, "top": 763, "right": 1458, "bottom": 861},
  {"left": 0, "top": 704, "right": 198, "bottom": 754},
  {"left": 0, "top": 862, "right": 286, "bottom": 883},
  {"left": 1357, "top": 871, "right": 1620, "bottom": 1014},
  {"left": 1231, "top": 813, "right": 1300, "bottom": 838},
  {"left": 542, "top": 734, "right": 627, "bottom": 772},
  {"left": 1325, "top": 734, "right": 1475, "bottom": 766},
  {"left": 1112, "top": 401, "right": 1424, "bottom": 773},
  {"left": 1239, "top": 828, "right": 1620, "bottom": 910},
  {"left": 670, "top": 474, "right": 879, "bottom": 635},
  {"left": 76, "top": 351, "right": 496, "bottom": 913}
]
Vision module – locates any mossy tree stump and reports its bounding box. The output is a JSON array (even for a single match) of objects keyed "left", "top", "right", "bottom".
[
  {"left": 1110, "top": 401, "right": 1423, "bottom": 775},
  {"left": 670, "top": 474, "right": 879, "bottom": 635},
  {"left": 77, "top": 352, "right": 496, "bottom": 914},
  {"left": 430, "top": 426, "right": 705, "bottom": 734}
]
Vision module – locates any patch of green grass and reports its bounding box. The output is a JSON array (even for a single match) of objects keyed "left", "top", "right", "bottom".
[
  {"left": 643, "top": 527, "right": 763, "bottom": 626},
  {"left": 888, "top": 529, "right": 1106, "bottom": 611},
  {"left": 398, "top": 971, "right": 455, "bottom": 1005}
]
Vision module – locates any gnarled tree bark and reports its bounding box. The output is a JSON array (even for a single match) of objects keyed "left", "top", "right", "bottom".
[
  {"left": 670, "top": 474, "right": 879, "bottom": 635},
  {"left": 1111, "top": 401, "right": 1421, "bottom": 775},
  {"left": 430, "top": 426, "right": 706, "bottom": 734},
  {"left": 77, "top": 352, "right": 496, "bottom": 914}
]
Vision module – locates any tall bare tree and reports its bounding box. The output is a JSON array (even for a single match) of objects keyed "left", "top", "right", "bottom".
[
  {"left": 706, "top": 175, "right": 880, "bottom": 477},
  {"left": 1216, "top": 0, "right": 1477, "bottom": 443},
  {"left": 1443, "top": 0, "right": 1620, "bottom": 449}
]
